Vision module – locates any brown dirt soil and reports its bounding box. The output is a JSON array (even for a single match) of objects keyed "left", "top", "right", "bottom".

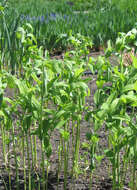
[{"left": 0, "top": 51, "right": 132, "bottom": 190}]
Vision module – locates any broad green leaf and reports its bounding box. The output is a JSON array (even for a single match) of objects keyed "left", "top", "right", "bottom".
[
  {"left": 120, "top": 95, "right": 127, "bottom": 104},
  {"left": 87, "top": 88, "right": 90, "bottom": 97},
  {"left": 16, "top": 27, "right": 25, "bottom": 43},
  {"left": 44, "top": 140, "right": 52, "bottom": 158},
  {"left": 122, "top": 84, "right": 135, "bottom": 93},
  {"left": 31, "top": 96, "right": 40, "bottom": 111},
  {"left": 0, "top": 5, "right": 4, "bottom": 11},
  {"left": 116, "top": 37, "right": 123, "bottom": 51},
  {"left": 74, "top": 67, "right": 84, "bottom": 77},
  {"left": 54, "top": 81, "right": 68, "bottom": 88},
  {"left": 7, "top": 75, "right": 16, "bottom": 88},
  {"left": 55, "top": 110, "right": 66, "bottom": 119},
  {"left": 91, "top": 135, "right": 99, "bottom": 143},
  {"left": 60, "top": 129, "right": 70, "bottom": 141},
  {"left": 25, "top": 23, "right": 33, "bottom": 33},
  {"left": 96, "top": 80, "right": 104, "bottom": 89},
  {"left": 134, "top": 81, "right": 137, "bottom": 91},
  {"left": 97, "top": 109, "right": 107, "bottom": 118},
  {"left": 27, "top": 33, "right": 37, "bottom": 44},
  {"left": 101, "top": 92, "right": 116, "bottom": 110},
  {"left": 110, "top": 98, "right": 119, "bottom": 113},
  {"left": 44, "top": 109, "right": 55, "bottom": 115},
  {"left": 122, "top": 94, "right": 137, "bottom": 104},
  {"left": 113, "top": 66, "right": 125, "bottom": 81},
  {"left": 42, "top": 119, "right": 52, "bottom": 133},
  {"left": 16, "top": 79, "right": 28, "bottom": 95},
  {"left": 131, "top": 54, "right": 137, "bottom": 68},
  {"left": 72, "top": 82, "right": 88, "bottom": 90},
  {"left": 112, "top": 115, "right": 130, "bottom": 122},
  {"left": 3, "top": 97, "right": 14, "bottom": 105},
  {"left": 105, "top": 40, "right": 113, "bottom": 57},
  {"left": 60, "top": 90, "right": 69, "bottom": 98},
  {"left": 95, "top": 155, "right": 104, "bottom": 163},
  {"left": 31, "top": 73, "right": 41, "bottom": 85},
  {"left": 55, "top": 120, "right": 66, "bottom": 130},
  {"left": 94, "top": 89, "right": 101, "bottom": 106},
  {"left": 52, "top": 60, "right": 62, "bottom": 73},
  {"left": 104, "top": 149, "right": 114, "bottom": 158},
  {"left": 0, "top": 110, "right": 4, "bottom": 117},
  {"left": 100, "top": 102, "right": 109, "bottom": 110}
]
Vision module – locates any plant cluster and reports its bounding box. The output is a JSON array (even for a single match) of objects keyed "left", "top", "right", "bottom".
[
  {"left": 0, "top": 0, "right": 136, "bottom": 69},
  {"left": 0, "top": 22, "right": 93, "bottom": 189},
  {"left": 0, "top": 19, "right": 137, "bottom": 189},
  {"left": 85, "top": 26, "right": 137, "bottom": 190},
  {"left": 0, "top": 1, "right": 137, "bottom": 189}
]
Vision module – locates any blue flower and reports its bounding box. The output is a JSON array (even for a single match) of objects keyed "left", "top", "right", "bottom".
[
  {"left": 41, "top": 15, "right": 45, "bottom": 22},
  {"left": 63, "top": 14, "right": 70, "bottom": 22},
  {"left": 20, "top": 14, "right": 25, "bottom": 21},
  {"left": 49, "top": 13, "right": 57, "bottom": 21},
  {"left": 26, "top": 15, "right": 31, "bottom": 21},
  {"left": 63, "top": 15, "right": 67, "bottom": 19},
  {"left": 20, "top": 14, "right": 46, "bottom": 23},
  {"left": 32, "top": 16, "right": 36, "bottom": 21},
  {"left": 50, "top": 13, "right": 56, "bottom": 18}
]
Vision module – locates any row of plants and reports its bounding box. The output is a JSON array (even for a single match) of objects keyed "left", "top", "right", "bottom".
[
  {"left": 86, "top": 28, "right": 137, "bottom": 190},
  {"left": 0, "top": 21, "right": 93, "bottom": 190},
  {"left": 0, "top": 0, "right": 137, "bottom": 73},
  {"left": 0, "top": 16, "right": 137, "bottom": 189}
]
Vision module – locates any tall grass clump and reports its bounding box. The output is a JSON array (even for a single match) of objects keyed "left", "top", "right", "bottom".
[{"left": 0, "top": 0, "right": 137, "bottom": 71}]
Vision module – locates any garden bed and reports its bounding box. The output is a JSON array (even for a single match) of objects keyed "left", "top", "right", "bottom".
[{"left": 0, "top": 52, "right": 132, "bottom": 190}]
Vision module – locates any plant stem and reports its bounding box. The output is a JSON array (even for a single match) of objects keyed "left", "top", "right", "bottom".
[
  {"left": 29, "top": 127, "right": 34, "bottom": 169},
  {"left": 12, "top": 125, "right": 19, "bottom": 190},
  {"left": 71, "top": 119, "right": 75, "bottom": 176},
  {"left": 57, "top": 134, "right": 63, "bottom": 190},
  {"left": 74, "top": 118, "right": 80, "bottom": 178},
  {"left": 41, "top": 141, "right": 45, "bottom": 190},
  {"left": 7, "top": 132, "right": 11, "bottom": 190},
  {"left": 26, "top": 133, "right": 31, "bottom": 190},
  {"left": 33, "top": 123, "right": 37, "bottom": 169},
  {"left": 1, "top": 121, "right": 6, "bottom": 164},
  {"left": 89, "top": 172, "right": 92, "bottom": 190},
  {"left": 64, "top": 123, "right": 68, "bottom": 190},
  {"left": 132, "top": 138, "right": 137, "bottom": 190},
  {"left": 22, "top": 132, "right": 26, "bottom": 190}
]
